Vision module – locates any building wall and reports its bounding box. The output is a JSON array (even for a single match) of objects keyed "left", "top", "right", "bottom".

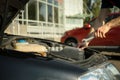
[
  {"left": 6, "top": 0, "right": 83, "bottom": 42},
  {"left": 64, "top": 0, "right": 83, "bottom": 16},
  {"left": 64, "top": 0, "right": 83, "bottom": 31}
]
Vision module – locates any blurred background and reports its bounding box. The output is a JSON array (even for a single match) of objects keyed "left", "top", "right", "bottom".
[{"left": 5, "top": 0, "right": 119, "bottom": 42}]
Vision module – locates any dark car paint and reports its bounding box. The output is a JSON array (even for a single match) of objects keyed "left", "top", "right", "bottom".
[
  {"left": 0, "top": 0, "right": 90, "bottom": 78},
  {"left": 0, "top": 33, "right": 109, "bottom": 80},
  {"left": 0, "top": 51, "right": 87, "bottom": 80},
  {"left": 0, "top": 0, "right": 119, "bottom": 80},
  {"left": 0, "top": 0, "right": 29, "bottom": 34}
]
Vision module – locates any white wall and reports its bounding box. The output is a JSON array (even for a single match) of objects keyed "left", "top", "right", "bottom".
[
  {"left": 64, "top": 0, "right": 83, "bottom": 16},
  {"left": 64, "top": 0, "right": 83, "bottom": 31}
]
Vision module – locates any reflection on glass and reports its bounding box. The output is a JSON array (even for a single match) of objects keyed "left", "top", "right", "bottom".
[
  {"left": 57, "top": 0, "right": 63, "bottom": 6},
  {"left": 54, "top": 7, "right": 58, "bottom": 23},
  {"left": 28, "top": 22, "right": 38, "bottom": 26},
  {"left": 54, "top": 0, "right": 58, "bottom": 6},
  {"left": 59, "top": 8, "right": 64, "bottom": 24},
  {"left": 48, "top": 5, "right": 53, "bottom": 22},
  {"left": 47, "top": 0, "right": 52, "bottom": 3},
  {"left": 39, "top": 2, "right": 46, "bottom": 21},
  {"left": 41, "top": 0, "right": 46, "bottom": 2},
  {"left": 23, "top": 9, "right": 26, "bottom": 19},
  {"left": 28, "top": 1, "right": 37, "bottom": 20}
]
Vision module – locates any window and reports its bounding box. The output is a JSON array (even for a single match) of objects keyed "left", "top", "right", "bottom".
[
  {"left": 54, "top": 7, "right": 58, "bottom": 23},
  {"left": 48, "top": 5, "right": 53, "bottom": 22},
  {"left": 41, "top": 0, "right": 46, "bottom": 2},
  {"left": 28, "top": 1, "right": 37, "bottom": 20},
  {"left": 59, "top": 8, "right": 64, "bottom": 24},
  {"left": 39, "top": 2, "right": 47, "bottom": 21},
  {"left": 47, "top": 0, "right": 53, "bottom": 3},
  {"left": 54, "top": 0, "right": 58, "bottom": 6},
  {"left": 27, "top": 0, "right": 64, "bottom": 24}
]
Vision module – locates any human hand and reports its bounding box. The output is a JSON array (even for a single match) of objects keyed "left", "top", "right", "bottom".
[{"left": 95, "top": 25, "right": 111, "bottom": 38}]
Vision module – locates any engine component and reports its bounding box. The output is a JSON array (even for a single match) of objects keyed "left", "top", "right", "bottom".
[{"left": 12, "top": 39, "right": 48, "bottom": 57}]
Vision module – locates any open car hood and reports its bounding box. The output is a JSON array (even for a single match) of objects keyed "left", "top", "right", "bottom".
[{"left": 0, "top": 0, "right": 29, "bottom": 35}]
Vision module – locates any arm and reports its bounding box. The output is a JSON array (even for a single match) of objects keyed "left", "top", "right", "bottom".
[
  {"left": 95, "top": 16, "right": 120, "bottom": 38},
  {"left": 105, "top": 16, "right": 120, "bottom": 29},
  {"left": 79, "top": 9, "right": 111, "bottom": 49},
  {"left": 87, "top": 8, "right": 111, "bottom": 37},
  {"left": 93, "top": 9, "right": 111, "bottom": 29}
]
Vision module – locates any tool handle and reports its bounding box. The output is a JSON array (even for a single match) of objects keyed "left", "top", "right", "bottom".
[
  {"left": 78, "top": 32, "right": 95, "bottom": 48},
  {"left": 82, "top": 36, "right": 94, "bottom": 42},
  {"left": 82, "top": 31, "right": 95, "bottom": 42}
]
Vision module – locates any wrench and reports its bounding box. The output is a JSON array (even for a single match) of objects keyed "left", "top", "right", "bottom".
[{"left": 78, "top": 32, "right": 95, "bottom": 48}]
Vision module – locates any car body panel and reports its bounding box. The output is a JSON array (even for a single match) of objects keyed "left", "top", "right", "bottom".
[
  {"left": 0, "top": 54, "right": 87, "bottom": 80},
  {"left": 61, "top": 28, "right": 91, "bottom": 44},
  {"left": 0, "top": 0, "right": 29, "bottom": 34},
  {"left": 0, "top": 0, "right": 120, "bottom": 80},
  {"left": 61, "top": 13, "right": 120, "bottom": 47},
  {"left": 90, "top": 27, "right": 120, "bottom": 46}
]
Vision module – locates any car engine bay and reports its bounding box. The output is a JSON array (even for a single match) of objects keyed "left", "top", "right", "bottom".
[{"left": 0, "top": 34, "right": 108, "bottom": 68}]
